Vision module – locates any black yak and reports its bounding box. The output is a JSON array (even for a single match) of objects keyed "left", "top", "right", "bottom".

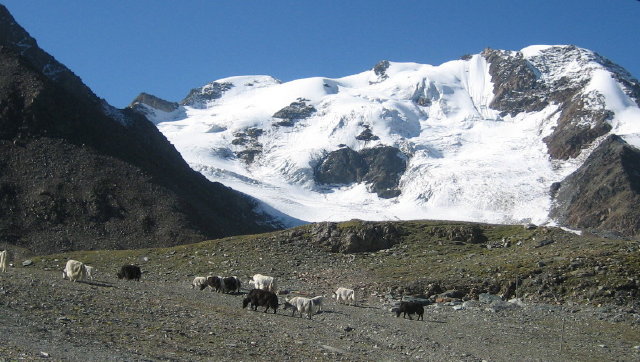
[
  {"left": 396, "top": 301, "right": 424, "bottom": 321},
  {"left": 242, "top": 289, "right": 278, "bottom": 313},
  {"left": 117, "top": 264, "right": 141, "bottom": 281}
]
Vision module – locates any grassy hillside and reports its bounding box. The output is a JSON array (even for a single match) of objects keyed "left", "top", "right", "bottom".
[{"left": 27, "top": 220, "right": 639, "bottom": 307}]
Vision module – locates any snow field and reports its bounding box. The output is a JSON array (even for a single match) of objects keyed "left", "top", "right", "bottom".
[{"left": 151, "top": 46, "right": 640, "bottom": 227}]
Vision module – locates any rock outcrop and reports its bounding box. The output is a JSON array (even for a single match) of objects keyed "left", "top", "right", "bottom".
[
  {"left": 309, "top": 220, "right": 400, "bottom": 253},
  {"left": 273, "top": 98, "right": 316, "bottom": 127},
  {"left": 373, "top": 60, "right": 390, "bottom": 80},
  {"left": 232, "top": 128, "right": 264, "bottom": 163},
  {"left": 420, "top": 224, "right": 487, "bottom": 244},
  {"left": 181, "top": 81, "right": 233, "bottom": 108},
  {"left": 314, "top": 146, "right": 407, "bottom": 198},
  {"left": 355, "top": 125, "right": 380, "bottom": 141}
]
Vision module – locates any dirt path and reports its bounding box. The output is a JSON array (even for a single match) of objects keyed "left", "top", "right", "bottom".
[{"left": 1, "top": 266, "right": 639, "bottom": 361}]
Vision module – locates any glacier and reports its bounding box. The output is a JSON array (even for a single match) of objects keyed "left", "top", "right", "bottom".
[{"left": 135, "top": 45, "right": 640, "bottom": 227}]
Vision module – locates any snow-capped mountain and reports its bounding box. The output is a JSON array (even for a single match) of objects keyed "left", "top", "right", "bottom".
[{"left": 131, "top": 45, "right": 640, "bottom": 235}]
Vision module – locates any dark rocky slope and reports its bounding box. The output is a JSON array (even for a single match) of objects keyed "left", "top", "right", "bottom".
[
  {"left": 550, "top": 135, "right": 640, "bottom": 237},
  {"left": 0, "top": 5, "right": 279, "bottom": 255}
]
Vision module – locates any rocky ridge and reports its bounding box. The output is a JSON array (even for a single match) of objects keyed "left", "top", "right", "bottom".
[
  {"left": 129, "top": 92, "right": 179, "bottom": 113},
  {"left": 482, "top": 46, "right": 622, "bottom": 160},
  {"left": 180, "top": 81, "right": 235, "bottom": 108},
  {"left": 0, "top": 5, "right": 280, "bottom": 255}
]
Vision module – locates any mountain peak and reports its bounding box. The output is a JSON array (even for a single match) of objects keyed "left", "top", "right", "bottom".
[
  {"left": 0, "top": 5, "right": 37, "bottom": 54},
  {"left": 130, "top": 92, "right": 178, "bottom": 112},
  {"left": 179, "top": 75, "right": 282, "bottom": 108},
  {"left": 144, "top": 45, "right": 640, "bottom": 236},
  {"left": 0, "top": 5, "right": 98, "bottom": 103}
]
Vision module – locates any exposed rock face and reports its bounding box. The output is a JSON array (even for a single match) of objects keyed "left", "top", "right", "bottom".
[
  {"left": 315, "top": 148, "right": 367, "bottom": 185},
  {"left": 550, "top": 135, "right": 640, "bottom": 237},
  {"left": 360, "top": 147, "right": 407, "bottom": 198},
  {"left": 482, "top": 46, "right": 633, "bottom": 160},
  {"left": 483, "top": 48, "right": 547, "bottom": 115},
  {"left": 129, "top": 93, "right": 179, "bottom": 113},
  {"left": 309, "top": 220, "right": 400, "bottom": 253},
  {"left": 314, "top": 146, "right": 407, "bottom": 198},
  {"left": 232, "top": 127, "right": 264, "bottom": 163},
  {"left": 409, "top": 80, "right": 438, "bottom": 108},
  {"left": 355, "top": 125, "right": 380, "bottom": 141},
  {"left": 272, "top": 98, "right": 316, "bottom": 126},
  {"left": 543, "top": 104, "right": 613, "bottom": 160},
  {"left": 373, "top": 60, "right": 390, "bottom": 80},
  {"left": 0, "top": 6, "right": 279, "bottom": 254},
  {"left": 181, "top": 81, "right": 233, "bottom": 108}
]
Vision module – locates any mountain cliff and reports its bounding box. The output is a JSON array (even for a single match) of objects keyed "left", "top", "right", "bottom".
[
  {"left": 0, "top": 5, "right": 280, "bottom": 254},
  {"left": 134, "top": 45, "right": 640, "bottom": 237}
]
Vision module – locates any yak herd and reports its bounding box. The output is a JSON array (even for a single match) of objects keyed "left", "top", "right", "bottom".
[
  {"left": 194, "top": 272, "right": 344, "bottom": 319},
  {"left": 193, "top": 272, "right": 424, "bottom": 321},
  {"left": 0, "top": 252, "right": 425, "bottom": 322}
]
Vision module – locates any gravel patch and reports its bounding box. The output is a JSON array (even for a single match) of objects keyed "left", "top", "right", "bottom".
[{"left": 1, "top": 266, "right": 639, "bottom": 361}]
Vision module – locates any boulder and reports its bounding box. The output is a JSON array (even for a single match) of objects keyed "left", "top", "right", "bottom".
[
  {"left": 462, "top": 300, "right": 481, "bottom": 309},
  {"left": 401, "top": 296, "right": 432, "bottom": 306},
  {"left": 478, "top": 293, "right": 502, "bottom": 304},
  {"left": 310, "top": 220, "right": 400, "bottom": 253}
]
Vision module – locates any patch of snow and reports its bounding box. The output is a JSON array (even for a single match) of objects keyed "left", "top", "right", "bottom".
[
  {"left": 560, "top": 227, "right": 583, "bottom": 236},
  {"left": 16, "top": 37, "right": 33, "bottom": 54},
  {"left": 520, "top": 45, "right": 556, "bottom": 58},
  {"left": 42, "top": 63, "right": 65, "bottom": 80},
  {"left": 102, "top": 102, "right": 129, "bottom": 126},
  {"left": 585, "top": 69, "right": 640, "bottom": 148},
  {"left": 136, "top": 103, "right": 186, "bottom": 125}
]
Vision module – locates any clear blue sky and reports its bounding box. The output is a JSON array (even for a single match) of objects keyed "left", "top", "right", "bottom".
[{"left": 3, "top": 1, "right": 639, "bottom": 108}]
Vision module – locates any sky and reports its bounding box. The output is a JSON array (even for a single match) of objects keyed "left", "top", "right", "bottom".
[{"left": 2, "top": 1, "right": 639, "bottom": 108}]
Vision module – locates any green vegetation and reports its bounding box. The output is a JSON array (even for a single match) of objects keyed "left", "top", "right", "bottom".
[{"left": 30, "top": 220, "right": 639, "bottom": 306}]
